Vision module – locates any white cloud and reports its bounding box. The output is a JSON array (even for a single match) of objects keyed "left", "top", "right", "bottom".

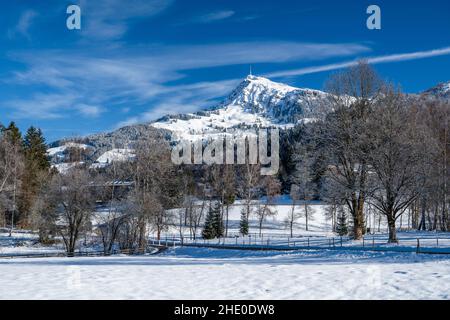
[
  {"left": 79, "top": 0, "right": 174, "bottom": 40},
  {"left": 195, "top": 10, "right": 235, "bottom": 23},
  {"left": 266, "top": 46, "right": 450, "bottom": 78},
  {"left": 76, "top": 104, "right": 105, "bottom": 117},
  {"left": 5, "top": 41, "right": 370, "bottom": 120},
  {"left": 7, "top": 93, "right": 78, "bottom": 119},
  {"left": 8, "top": 10, "right": 38, "bottom": 39}
]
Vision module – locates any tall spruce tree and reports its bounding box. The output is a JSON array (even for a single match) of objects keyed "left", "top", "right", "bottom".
[
  {"left": 336, "top": 207, "right": 348, "bottom": 236},
  {"left": 202, "top": 203, "right": 217, "bottom": 239},
  {"left": 212, "top": 201, "right": 224, "bottom": 238},
  {"left": 20, "top": 127, "right": 50, "bottom": 226},
  {"left": 202, "top": 202, "right": 224, "bottom": 239},
  {"left": 239, "top": 208, "right": 249, "bottom": 236},
  {"left": 23, "top": 127, "right": 49, "bottom": 171},
  {"left": 5, "top": 122, "right": 22, "bottom": 145}
]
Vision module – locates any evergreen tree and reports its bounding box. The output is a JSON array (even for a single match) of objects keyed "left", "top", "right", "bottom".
[
  {"left": 336, "top": 207, "right": 348, "bottom": 236},
  {"left": 20, "top": 127, "right": 50, "bottom": 226},
  {"left": 202, "top": 204, "right": 217, "bottom": 239},
  {"left": 23, "top": 127, "right": 49, "bottom": 170},
  {"left": 4, "top": 122, "right": 22, "bottom": 146},
  {"left": 212, "top": 201, "right": 224, "bottom": 238},
  {"left": 239, "top": 208, "right": 249, "bottom": 236}
]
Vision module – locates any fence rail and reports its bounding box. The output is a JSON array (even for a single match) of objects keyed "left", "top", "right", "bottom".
[
  {"left": 149, "top": 234, "right": 450, "bottom": 255},
  {"left": 0, "top": 245, "right": 165, "bottom": 259}
]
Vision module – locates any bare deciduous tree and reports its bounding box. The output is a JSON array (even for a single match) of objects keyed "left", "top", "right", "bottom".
[
  {"left": 321, "top": 61, "right": 383, "bottom": 239},
  {"left": 50, "top": 169, "right": 96, "bottom": 255}
]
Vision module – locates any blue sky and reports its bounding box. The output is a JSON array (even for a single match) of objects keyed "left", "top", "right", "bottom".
[{"left": 0, "top": 0, "right": 449, "bottom": 142}]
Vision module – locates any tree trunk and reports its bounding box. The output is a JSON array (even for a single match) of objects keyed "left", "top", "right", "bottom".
[
  {"left": 290, "top": 220, "right": 293, "bottom": 238},
  {"left": 305, "top": 208, "right": 308, "bottom": 231},
  {"left": 387, "top": 216, "right": 398, "bottom": 243},
  {"left": 225, "top": 205, "right": 229, "bottom": 237},
  {"left": 353, "top": 206, "right": 365, "bottom": 240}
]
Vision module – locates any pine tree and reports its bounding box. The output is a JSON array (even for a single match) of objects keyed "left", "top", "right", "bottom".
[
  {"left": 23, "top": 127, "right": 49, "bottom": 171},
  {"left": 20, "top": 127, "right": 50, "bottom": 226},
  {"left": 202, "top": 204, "right": 217, "bottom": 239},
  {"left": 4, "top": 122, "right": 22, "bottom": 146},
  {"left": 336, "top": 207, "right": 348, "bottom": 236},
  {"left": 239, "top": 208, "right": 249, "bottom": 236},
  {"left": 212, "top": 201, "right": 224, "bottom": 238}
]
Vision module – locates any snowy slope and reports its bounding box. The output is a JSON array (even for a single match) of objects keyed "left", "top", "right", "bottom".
[
  {"left": 422, "top": 81, "right": 450, "bottom": 99},
  {"left": 152, "top": 75, "right": 329, "bottom": 140},
  {"left": 95, "top": 148, "right": 135, "bottom": 164},
  {"left": 47, "top": 142, "right": 92, "bottom": 159}
]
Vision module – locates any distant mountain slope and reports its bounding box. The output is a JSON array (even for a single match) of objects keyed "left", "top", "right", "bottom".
[
  {"left": 422, "top": 81, "right": 450, "bottom": 100},
  {"left": 48, "top": 124, "right": 169, "bottom": 165},
  {"left": 152, "top": 75, "right": 329, "bottom": 140},
  {"left": 48, "top": 76, "right": 449, "bottom": 166}
]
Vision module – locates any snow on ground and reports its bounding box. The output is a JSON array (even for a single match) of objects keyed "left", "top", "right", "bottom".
[
  {"left": 51, "top": 161, "right": 85, "bottom": 174},
  {"left": 0, "top": 231, "right": 64, "bottom": 255},
  {"left": 0, "top": 247, "right": 449, "bottom": 299},
  {"left": 95, "top": 148, "right": 135, "bottom": 164},
  {"left": 160, "top": 200, "right": 382, "bottom": 239},
  {"left": 1, "top": 201, "right": 449, "bottom": 300},
  {"left": 47, "top": 143, "right": 92, "bottom": 157}
]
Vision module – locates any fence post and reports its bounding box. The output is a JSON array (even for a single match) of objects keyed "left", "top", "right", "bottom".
[
  {"left": 332, "top": 238, "right": 335, "bottom": 248},
  {"left": 362, "top": 237, "right": 365, "bottom": 248},
  {"left": 416, "top": 238, "right": 420, "bottom": 253},
  {"left": 372, "top": 237, "right": 375, "bottom": 248},
  {"left": 436, "top": 238, "right": 439, "bottom": 247},
  {"left": 340, "top": 236, "right": 343, "bottom": 247},
  {"left": 307, "top": 237, "right": 310, "bottom": 248}
]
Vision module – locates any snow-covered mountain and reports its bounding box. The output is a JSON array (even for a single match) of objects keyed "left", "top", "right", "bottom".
[
  {"left": 422, "top": 81, "right": 450, "bottom": 100},
  {"left": 152, "top": 75, "right": 329, "bottom": 140},
  {"left": 47, "top": 76, "right": 449, "bottom": 167}
]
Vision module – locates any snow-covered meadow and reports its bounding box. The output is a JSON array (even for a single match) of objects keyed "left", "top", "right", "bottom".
[
  {"left": 1, "top": 202, "right": 449, "bottom": 300},
  {"left": 0, "top": 247, "right": 449, "bottom": 299}
]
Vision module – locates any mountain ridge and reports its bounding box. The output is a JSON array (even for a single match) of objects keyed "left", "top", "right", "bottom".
[{"left": 48, "top": 76, "right": 449, "bottom": 166}]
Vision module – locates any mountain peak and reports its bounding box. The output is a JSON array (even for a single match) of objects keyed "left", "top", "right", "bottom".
[{"left": 423, "top": 81, "right": 450, "bottom": 99}]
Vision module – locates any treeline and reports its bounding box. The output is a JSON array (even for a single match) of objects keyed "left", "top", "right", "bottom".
[
  {"left": 0, "top": 62, "right": 448, "bottom": 254},
  {"left": 281, "top": 62, "right": 449, "bottom": 242},
  {"left": 0, "top": 123, "right": 50, "bottom": 232}
]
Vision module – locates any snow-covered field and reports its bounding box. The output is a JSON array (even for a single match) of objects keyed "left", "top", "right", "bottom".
[
  {"left": 0, "top": 247, "right": 449, "bottom": 299},
  {"left": 0, "top": 231, "right": 64, "bottom": 256},
  {"left": 1, "top": 202, "right": 449, "bottom": 300}
]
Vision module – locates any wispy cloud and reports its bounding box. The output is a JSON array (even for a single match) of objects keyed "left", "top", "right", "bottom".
[
  {"left": 4, "top": 41, "right": 370, "bottom": 122},
  {"left": 76, "top": 104, "right": 106, "bottom": 118},
  {"left": 266, "top": 46, "right": 450, "bottom": 78},
  {"left": 8, "top": 10, "right": 38, "bottom": 40},
  {"left": 79, "top": 0, "right": 173, "bottom": 40},
  {"left": 194, "top": 10, "right": 235, "bottom": 23}
]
